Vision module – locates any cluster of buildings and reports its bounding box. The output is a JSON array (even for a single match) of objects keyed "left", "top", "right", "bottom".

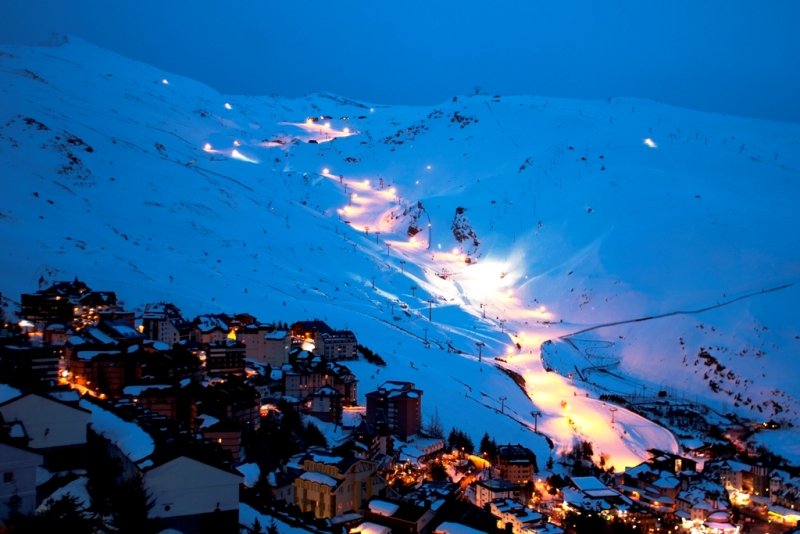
[{"left": 7, "top": 279, "right": 793, "bottom": 534}]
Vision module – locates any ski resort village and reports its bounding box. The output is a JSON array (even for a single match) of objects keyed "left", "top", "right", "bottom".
[{"left": 0, "top": 37, "right": 799, "bottom": 534}]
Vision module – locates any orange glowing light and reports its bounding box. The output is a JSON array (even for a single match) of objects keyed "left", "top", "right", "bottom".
[{"left": 203, "top": 143, "right": 212, "bottom": 151}]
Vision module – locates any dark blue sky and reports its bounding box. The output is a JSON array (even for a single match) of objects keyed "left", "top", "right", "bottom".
[{"left": 2, "top": 1, "right": 799, "bottom": 122}]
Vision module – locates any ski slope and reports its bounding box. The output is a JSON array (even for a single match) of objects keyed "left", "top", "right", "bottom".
[{"left": 1, "top": 37, "right": 799, "bottom": 470}]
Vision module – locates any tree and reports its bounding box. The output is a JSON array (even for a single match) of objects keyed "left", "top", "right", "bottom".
[
  {"left": 447, "top": 428, "right": 474, "bottom": 454},
  {"left": 424, "top": 408, "right": 444, "bottom": 439},
  {"left": 428, "top": 460, "right": 448, "bottom": 481},
  {"left": 36, "top": 494, "right": 97, "bottom": 534},
  {"left": 86, "top": 453, "right": 123, "bottom": 519},
  {"left": 305, "top": 421, "right": 328, "bottom": 448},
  {"left": 108, "top": 474, "right": 161, "bottom": 534},
  {"left": 479, "top": 432, "right": 498, "bottom": 462},
  {"left": 252, "top": 516, "right": 263, "bottom": 534},
  {"left": 267, "top": 519, "right": 280, "bottom": 534}
]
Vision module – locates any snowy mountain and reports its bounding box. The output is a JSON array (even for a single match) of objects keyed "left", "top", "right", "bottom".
[{"left": 1, "top": 37, "right": 799, "bottom": 469}]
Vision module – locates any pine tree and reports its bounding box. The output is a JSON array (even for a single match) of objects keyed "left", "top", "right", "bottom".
[
  {"left": 252, "top": 516, "right": 263, "bottom": 534},
  {"left": 36, "top": 494, "right": 97, "bottom": 534},
  {"left": 267, "top": 519, "right": 280, "bottom": 534},
  {"left": 479, "top": 432, "right": 497, "bottom": 462},
  {"left": 86, "top": 453, "right": 123, "bottom": 519},
  {"left": 108, "top": 474, "right": 161, "bottom": 534}
]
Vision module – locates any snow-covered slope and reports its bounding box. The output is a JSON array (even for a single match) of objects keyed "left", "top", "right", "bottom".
[{"left": 1, "top": 37, "right": 799, "bottom": 469}]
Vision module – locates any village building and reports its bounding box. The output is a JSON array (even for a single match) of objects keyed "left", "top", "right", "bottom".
[
  {"left": 0, "top": 441, "right": 43, "bottom": 524},
  {"left": 309, "top": 386, "right": 344, "bottom": 425},
  {"left": 20, "top": 278, "right": 90, "bottom": 325},
  {"left": 475, "top": 478, "right": 520, "bottom": 508},
  {"left": 142, "top": 303, "right": 193, "bottom": 345},
  {"left": 205, "top": 339, "right": 246, "bottom": 378},
  {"left": 0, "top": 342, "right": 64, "bottom": 385},
  {"left": 283, "top": 354, "right": 357, "bottom": 405},
  {"left": 237, "top": 323, "right": 291, "bottom": 366},
  {"left": 488, "top": 499, "right": 562, "bottom": 534},
  {"left": 291, "top": 448, "right": 389, "bottom": 519},
  {"left": 319, "top": 329, "right": 358, "bottom": 361},
  {"left": 360, "top": 498, "right": 437, "bottom": 534},
  {"left": 496, "top": 444, "right": 537, "bottom": 484},
  {"left": 144, "top": 455, "right": 243, "bottom": 534},
  {"left": 0, "top": 392, "right": 90, "bottom": 471},
  {"left": 365, "top": 381, "right": 422, "bottom": 441},
  {"left": 192, "top": 314, "right": 230, "bottom": 347}
]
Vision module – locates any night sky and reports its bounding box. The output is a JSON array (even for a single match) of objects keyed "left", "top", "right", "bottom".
[{"left": 2, "top": 1, "right": 799, "bottom": 122}]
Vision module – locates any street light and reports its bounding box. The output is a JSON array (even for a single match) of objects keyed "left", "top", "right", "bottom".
[
  {"left": 427, "top": 299, "right": 434, "bottom": 321},
  {"left": 411, "top": 286, "right": 418, "bottom": 298},
  {"left": 476, "top": 341, "right": 485, "bottom": 362},
  {"left": 499, "top": 396, "right": 507, "bottom": 414}
]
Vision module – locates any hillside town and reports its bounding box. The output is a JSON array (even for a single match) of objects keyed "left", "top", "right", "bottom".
[{"left": 1, "top": 279, "right": 800, "bottom": 534}]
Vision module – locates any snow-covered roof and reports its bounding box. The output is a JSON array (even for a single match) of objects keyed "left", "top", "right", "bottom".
[
  {"left": 236, "top": 462, "right": 261, "bottom": 488},
  {"left": 0, "top": 383, "right": 22, "bottom": 404},
  {"left": 300, "top": 471, "right": 338, "bottom": 487},
  {"left": 79, "top": 399, "right": 154, "bottom": 462},
  {"left": 368, "top": 499, "right": 400, "bottom": 517},
  {"left": 350, "top": 522, "right": 392, "bottom": 534}
]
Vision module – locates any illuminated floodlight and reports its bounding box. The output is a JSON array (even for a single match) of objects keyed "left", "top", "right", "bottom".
[
  {"left": 364, "top": 180, "right": 369, "bottom": 185},
  {"left": 452, "top": 248, "right": 459, "bottom": 254},
  {"left": 343, "top": 127, "right": 350, "bottom": 133},
  {"left": 234, "top": 140, "right": 240, "bottom": 146},
  {"left": 427, "top": 165, "right": 431, "bottom": 169},
  {"left": 203, "top": 143, "right": 212, "bottom": 151},
  {"left": 161, "top": 79, "right": 169, "bottom": 85},
  {"left": 323, "top": 168, "right": 330, "bottom": 174},
  {"left": 224, "top": 103, "right": 232, "bottom": 110},
  {"left": 61, "top": 370, "right": 69, "bottom": 378},
  {"left": 644, "top": 138, "right": 657, "bottom": 148},
  {"left": 370, "top": 108, "right": 374, "bottom": 112}
]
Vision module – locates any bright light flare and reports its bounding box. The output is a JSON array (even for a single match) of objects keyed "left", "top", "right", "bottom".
[
  {"left": 161, "top": 79, "right": 169, "bottom": 85},
  {"left": 233, "top": 140, "right": 240, "bottom": 146},
  {"left": 323, "top": 168, "right": 330, "bottom": 174},
  {"left": 644, "top": 138, "right": 657, "bottom": 148},
  {"left": 224, "top": 103, "right": 232, "bottom": 110},
  {"left": 231, "top": 150, "right": 259, "bottom": 164},
  {"left": 343, "top": 127, "right": 350, "bottom": 133}
]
